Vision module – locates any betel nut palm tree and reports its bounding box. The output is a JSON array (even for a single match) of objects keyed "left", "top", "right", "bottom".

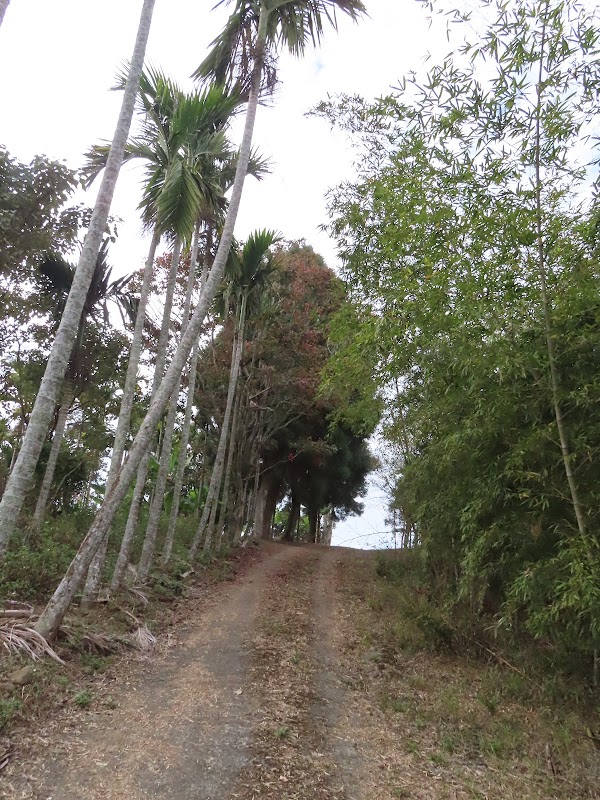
[
  {"left": 35, "top": 0, "right": 366, "bottom": 639},
  {"left": 81, "top": 71, "right": 240, "bottom": 602},
  {"left": 33, "top": 243, "right": 135, "bottom": 531},
  {"left": 160, "top": 151, "right": 271, "bottom": 565},
  {"left": 0, "top": 0, "right": 10, "bottom": 29},
  {"left": 189, "top": 229, "right": 280, "bottom": 557},
  {"left": 0, "top": 0, "right": 156, "bottom": 556}
]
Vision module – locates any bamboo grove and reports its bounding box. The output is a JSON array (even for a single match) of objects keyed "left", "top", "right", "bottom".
[{"left": 319, "top": 0, "right": 600, "bottom": 674}]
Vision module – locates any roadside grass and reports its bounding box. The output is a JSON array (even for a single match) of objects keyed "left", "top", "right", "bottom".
[{"left": 336, "top": 549, "right": 600, "bottom": 799}]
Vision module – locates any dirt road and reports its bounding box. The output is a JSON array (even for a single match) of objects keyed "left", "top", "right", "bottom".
[
  {"left": 2, "top": 545, "right": 382, "bottom": 800},
  {"left": 4, "top": 543, "right": 596, "bottom": 800}
]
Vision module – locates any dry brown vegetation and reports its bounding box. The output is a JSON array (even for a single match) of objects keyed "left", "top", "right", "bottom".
[{"left": 331, "top": 550, "right": 600, "bottom": 800}]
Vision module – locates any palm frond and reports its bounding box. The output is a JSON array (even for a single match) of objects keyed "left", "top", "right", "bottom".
[
  {"left": 194, "top": 0, "right": 366, "bottom": 91},
  {"left": 38, "top": 252, "right": 74, "bottom": 295}
]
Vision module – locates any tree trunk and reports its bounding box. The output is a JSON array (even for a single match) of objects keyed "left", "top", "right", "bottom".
[
  {"left": 108, "top": 237, "right": 182, "bottom": 590},
  {"left": 0, "top": 0, "right": 11, "bottom": 28},
  {"left": 253, "top": 467, "right": 281, "bottom": 541},
  {"left": 137, "top": 227, "right": 200, "bottom": 577},
  {"left": 34, "top": 7, "right": 267, "bottom": 639},
  {"left": 191, "top": 316, "right": 243, "bottom": 557},
  {"left": 161, "top": 338, "right": 199, "bottom": 564},
  {"left": 322, "top": 509, "right": 333, "bottom": 546},
  {"left": 282, "top": 490, "right": 300, "bottom": 542},
  {"left": 80, "top": 226, "right": 161, "bottom": 603},
  {"left": 32, "top": 383, "right": 75, "bottom": 532},
  {"left": 215, "top": 381, "right": 242, "bottom": 542},
  {"left": 0, "top": 0, "right": 156, "bottom": 557},
  {"left": 308, "top": 508, "right": 319, "bottom": 543}
]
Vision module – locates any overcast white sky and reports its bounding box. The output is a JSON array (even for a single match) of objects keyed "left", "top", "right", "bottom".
[{"left": 0, "top": 0, "right": 454, "bottom": 548}]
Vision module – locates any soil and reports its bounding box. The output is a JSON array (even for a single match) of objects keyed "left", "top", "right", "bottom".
[{"left": 1, "top": 543, "right": 597, "bottom": 799}]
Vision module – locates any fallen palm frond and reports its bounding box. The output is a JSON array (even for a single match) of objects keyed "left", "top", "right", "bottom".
[
  {"left": 58, "top": 626, "right": 118, "bottom": 655},
  {"left": 0, "top": 601, "right": 34, "bottom": 619},
  {"left": 0, "top": 744, "right": 11, "bottom": 772},
  {"left": 117, "top": 608, "right": 156, "bottom": 651},
  {"left": 127, "top": 586, "right": 149, "bottom": 606},
  {"left": 129, "top": 623, "right": 156, "bottom": 651},
  {"left": 0, "top": 623, "right": 65, "bottom": 665}
]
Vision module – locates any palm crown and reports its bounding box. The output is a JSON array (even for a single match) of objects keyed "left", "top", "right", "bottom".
[
  {"left": 83, "top": 68, "right": 241, "bottom": 244},
  {"left": 194, "top": 0, "right": 367, "bottom": 95}
]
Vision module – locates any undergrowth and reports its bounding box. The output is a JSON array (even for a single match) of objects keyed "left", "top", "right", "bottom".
[
  {"left": 361, "top": 549, "right": 600, "bottom": 797},
  {"left": 0, "top": 517, "right": 257, "bottom": 737}
]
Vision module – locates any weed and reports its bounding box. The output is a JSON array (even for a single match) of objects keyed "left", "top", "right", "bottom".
[
  {"left": 274, "top": 725, "right": 290, "bottom": 739},
  {"left": 480, "top": 720, "right": 524, "bottom": 759},
  {"left": 407, "top": 674, "right": 428, "bottom": 691},
  {"left": 437, "top": 686, "right": 461, "bottom": 720},
  {"left": 80, "top": 652, "right": 112, "bottom": 673},
  {"left": 441, "top": 733, "right": 457, "bottom": 753},
  {"left": 405, "top": 739, "right": 419, "bottom": 754},
  {"left": 430, "top": 751, "right": 448, "bottom": 766},
  {"left": 390, "top": 696, "right": 410, "bottom": 713},
  {"left": 367, "top": 596, "right": 384, "bottom": 612},
  {"left": 265, "top": 620, "right": 285, "bottom": 636},
  {"left": 73, "top": 690, "right": 93, "bottom": 708},
  {"left": 0, "top": 698, "right": 22, "bottom": 730},
  {"left": 477, "top": 687, "right": 501, "bottom": 714},
  {"left": 152, "top": 573, "right": 184, "bottom": 597}
]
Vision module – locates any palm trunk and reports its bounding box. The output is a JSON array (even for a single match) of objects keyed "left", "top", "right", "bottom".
[
  {"left": 322, "top": 509, "right": 333, "bottom": 546},
  {"left": 232, "top": 475, "right": 250, "bottom": 544},
  {"left": 107, "top": 227, "right": 162, "bottom": 492},
  {"left": 0, "top": 0, "right": 11, "bottom": 27},
  {"left": 0, "top": 0, "right": 156, "bottom": 557},
  {"left": 109, "top": 237, "right": 182, "bottom": 590},
  {"left": 207, "top": 299, "right": 246, "bottom": 550},
  {"left": 203, "top": 470, "right": 224, "bottom": 553},
  {"left": 136, "top": 386, "right": 177, "bottom": 578},
  {"left": 138, "top": 226, "right": 201, "bottom": 575},
  {"left": 191, "top": 312, "right": 244, "bottom": 557},
  {"left": 162, "top": 339, "right": 199, "bottom": 563},
  {"left": 32, "top": 383, "right": 75, "bottom": 531},
  {"left": 7, "top": 419, "right": 23, "bottom": 476},
  {"left": 34, "top": 8, "right": 267, "bottom": 639},
  {"left": 308, "top": 508, "right": 319, "bottom": 543},
  {"left": 80, "top": 226, "right": 161, "bottom": 603},
  {"left": 161, "top": 223, "right": 206, "bottom": 564},
  {"left": 216, "top": 381, "right": 242, "bottom": 543},
  {"left": 246, "top": 454, "right": 262, "bottom": 539},
  {"left": 194, "top": 425, "right": 209, "bottom": 520}
]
